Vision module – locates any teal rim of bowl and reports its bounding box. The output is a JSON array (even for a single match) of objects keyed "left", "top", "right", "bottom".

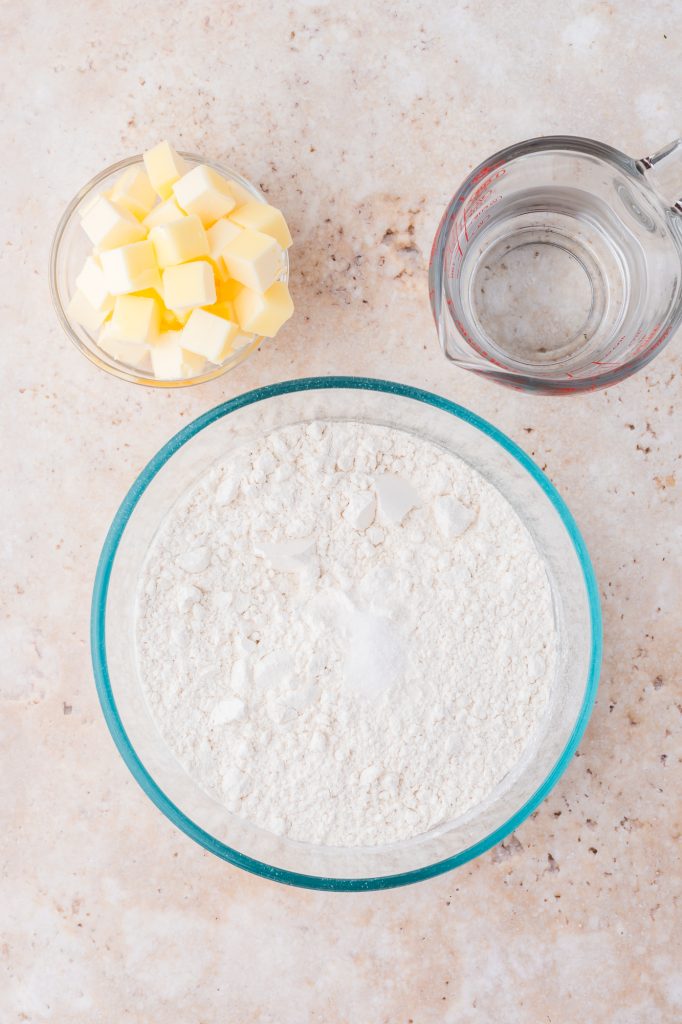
[{"left": 91, "top": 376, "right": 602, "bottom": 891}]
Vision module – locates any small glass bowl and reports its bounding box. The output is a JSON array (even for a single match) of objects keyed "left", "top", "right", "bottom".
[
  {"left": 91, "top": 378, "right": 602, "bottom": 891},
  {"left": 50, "top": 153, "right": 289, "bottom": 388}
]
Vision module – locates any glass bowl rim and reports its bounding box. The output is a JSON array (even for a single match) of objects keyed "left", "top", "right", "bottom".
[
  {"left": 90, "top": 375, "right": 602, "bottom": 891},
  {"left": 49, "top": 150, "right": 289, "bottom": 388}
]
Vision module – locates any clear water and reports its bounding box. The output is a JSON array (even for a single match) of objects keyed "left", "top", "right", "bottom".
[{"left": 449, "top": 185, "right": 674, "bottom": 375}]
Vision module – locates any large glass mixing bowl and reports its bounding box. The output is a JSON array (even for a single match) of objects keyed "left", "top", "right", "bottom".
[{"left": 91, "top": 378, "right": 601, "bottom": 890}]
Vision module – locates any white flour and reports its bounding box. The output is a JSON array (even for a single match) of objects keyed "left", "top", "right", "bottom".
[{"left": 136, "top": 420, "right": 556, "bottom": 846}]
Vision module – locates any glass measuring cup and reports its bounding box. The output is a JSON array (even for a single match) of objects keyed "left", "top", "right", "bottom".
[{"left": 429, "top": 136, "right": 682, "bottom": 394}]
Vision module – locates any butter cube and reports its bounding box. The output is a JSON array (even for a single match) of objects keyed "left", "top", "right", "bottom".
[
  {"left": 234, "top": 281, "right": 293, "bottom": 337},
  {"left": 226, "top": 179, "right": 256, "bottom": 207},
  {"left": 142, "top": 197, "right": 185, "bottom": 230},
  {"left": 162, "top": 306, "right": 191, "bottom": 326},
  {"left": 149, "top": 215, "right": 209, "bottom": 268},
  {"left": 150, "top": 330, "right": 206, "bottom": 379},
  {"left": 162, "top": 261, "right": 216, "bottom": 311},
  {"left": 110, "top": 166, "right": 156, "bottom": 219},
  {"left": 81, "top": 196, "right": 146, "bottom": 250},
  {"left": 230, "top": 202, "right": 293, "bottom": 249},
  {"left": 206, "top": 218, "right": 242, "bottom": 281},
  {"left": 109, "top": 294, "right": 161, "bottom": 344},
  {"left": 67, "top": 289, "right": 112, "bottom": 333},
  {"left": 79, "top": 188, "right": 113, "bottom": 218},
  {"left": 100, "top": 241, "right": 160, "bottom": 295},
  {"left": 138, "top": 273, "right": 164, "bottom": 298},
  {"left": 75, "top": 255, "right": 114, "bottom": 314},
  {"left": 182, "top": 307, "right": 240, "bottom": 361},
  {"left": 182, "top": 348, "right": 208, "bottom": 374},
  {"left": 98, "top": 322, "right": 150, "bottom": 369},
  {"left": 173, "top": 165, "right": 236, "bottom": 227},
  {"left": 143, "top": 141, "right": 188, "bottom": 200},
  {"left": 162, "top": 307, "right": 185, "bottom": 329},
  {"left": 222, "top": 229, "right": 282, "bottom": 293}
]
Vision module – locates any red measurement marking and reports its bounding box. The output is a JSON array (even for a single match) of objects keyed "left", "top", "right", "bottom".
[{"left": 470, "top": 160, "right": 506, "bottom": 185}]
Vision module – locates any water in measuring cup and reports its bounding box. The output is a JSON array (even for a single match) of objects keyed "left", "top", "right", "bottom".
[{"left": 451, "top": 185, "right": 663, "bottom": 371}]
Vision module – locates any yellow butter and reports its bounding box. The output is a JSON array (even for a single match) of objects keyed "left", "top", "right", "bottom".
[
  {"left": 203, "top": 300, "right": 235, "bottom": 321},
  {"left": 75, "top": 255, "right": 114, "bottom": 313},
  {"left": 234, "top": 281, "right": 293, "bottom": 337},
  {"left": 149, "top": 215, "right": 209, "bottom": 268},
  {"left": 150, "top": 330, "right": 206, "bottom": 379},
  {"left": 109, "top": 294, "right": 161, "bottom": 344},
  {"left": 216, "top": 278, "right": 245, "bottom": 304},
  {"left": 181, "top": 308, "right": 240, "bottom": 362},
  {"left": 226, "top": 179, "right": 256, "bottom": 208},
  {"left": 81, "top": 196, "right": 146, "bottom": 250},
  {"left": 79, "top": 188, "right": 113, "bottom": 219},
  {"left": 222, "top": 229, "right": 282, "bottom": 293},
  {"left": 100, "top": 240, "right": 159, "bottom": 295},
  {"left": 162, "top": 261, "right": 216, "bottom": 311},
  {"left": 98, "top": 322, "right": 150, "bottom": 369},
  {"left": 172, "top": 164, "right": 236, "bottom": 227},
  {"left": 230, "top": 202, "right": 293, "bottom": 249},
  {"left": 67, "top": 289, "right": 112, "bottom": 333},
  {"left": 206, "top": 218, "right": 243, "bottom": 282},
  {"left": 142, "top": 197, "right": 185, "bottom": 230},
  {"left": 143, "top": 141, "right": 188, "bottom": 200},
  {"left": 111, "top": 166, "right": 156, "bottom": 220},
  {"left": 161, "top": 307, "right": 185, "bottom": 330}
]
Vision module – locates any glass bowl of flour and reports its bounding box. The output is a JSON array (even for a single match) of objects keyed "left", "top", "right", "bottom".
[{"left": 92, "top": 377, "right": 601, "bottom": 890}]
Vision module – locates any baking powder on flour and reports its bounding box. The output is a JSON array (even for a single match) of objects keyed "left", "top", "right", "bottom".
[{"left": 136, "top": 420, "right": 556, "bottom": 846}]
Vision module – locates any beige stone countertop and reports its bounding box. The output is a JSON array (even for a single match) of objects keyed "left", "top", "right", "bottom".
[{"left": 2, "top": 1, "right": 681, "bottom": 1021}]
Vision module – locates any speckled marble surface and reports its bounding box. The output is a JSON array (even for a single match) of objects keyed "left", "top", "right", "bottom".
[{"left": 2, "top": 1, "right": 681, "bottom": 1021}]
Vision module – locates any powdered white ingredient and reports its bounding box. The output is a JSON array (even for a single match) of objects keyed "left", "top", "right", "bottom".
[{"left": 136, "top": 420, "right": 556, "bottom": 846}]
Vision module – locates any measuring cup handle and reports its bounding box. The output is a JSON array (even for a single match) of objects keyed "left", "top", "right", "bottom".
[{"left": 636, "top": 139, "right": 682, "bottom": 213}]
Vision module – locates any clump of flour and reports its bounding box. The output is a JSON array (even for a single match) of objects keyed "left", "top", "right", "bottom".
[{"left": 136, "top": 420, "right": 556, "bottom": 846}]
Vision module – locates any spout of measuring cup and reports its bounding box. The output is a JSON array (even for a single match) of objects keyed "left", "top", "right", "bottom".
[{"left": 636, "top": 139, "right": 682, "bottom": 214}]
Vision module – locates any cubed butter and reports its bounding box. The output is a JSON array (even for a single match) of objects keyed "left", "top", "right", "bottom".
[
  {"left": 173, "top": 164, "right": 236, "bottom": 227},
  {"left": 142, "top": 197, "right": 185, "bottom": 230},
  {"left": 161, "top": 307, "right": 185, "bottom": 329},
  {"left": 81, "top": 196, "right": 146, "bottom": 250},
  {"left": 110, "top": 166, "right": 157, "bottom": 219},
  {"left": 162, "top": 261, "right": 216, "bottom": 311},
  {"left": 143, "top": 141, "right": 188, "bottom": 200},
  {"left": 230, "top": 202, "right": 293, "bottom": 249},
  {"left": 109, "top": 294, "right": 161, "bottom": 344},
  {"left": 182, "top": 348, "right": 207, "bottom": 374},
  {"left": 149, "top": 215, "right": 209, "bottom": 268},
  {"left": 225, "top": 178, "right": 255, "bottom": 208},
  {"left": 67, "top": 289, "right": 112, "bottom": 333},
  {"left": 136, "top": 273, "right": 164, "bottom": 298},
  {"left": 234, "top": 281, "right": 293, "bottom": 337},
  {"left": 98, "top": 322, "right": 150, "bottom": 369},
  {"left": 216, "top": 278, "right": 244, "bottom": 304},
  {"left": 75, "top": 255, "right": 114, "bottom": 314},
  {"left": 79, "top": 188, "right": 113, "bottom": 219},
  {"left": 163, "top": 306, "right": 191, "bottom": 326},
  {"left": 150, "top": 330, "right": 206, "bottom": 379},
  {"left": 182, "top": 308, "right": 240, "bottom": 361},
  {"left": 203, "top": 300, "right": 235, "bottom": 321},
  {"left": 204, "top": 218, "right": 241, "bottom": 278},
  {"left": 222, "top": 229, "right": 282, "bottom": 293},
  {"left": 100, "top": 241, "right": 160, "bottom": 295}
]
